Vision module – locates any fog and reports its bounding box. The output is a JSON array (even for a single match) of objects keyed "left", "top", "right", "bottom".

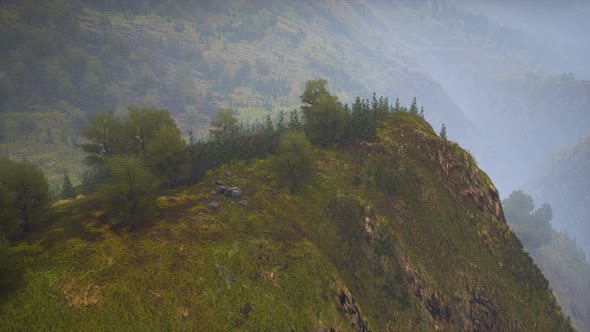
[
  {"left": 364, "top": 0, "right": 590, "bottom": 254},
  {"left": 1, "top": 0, "right": 589, "bottom": 329},
  {"left": 0, "top": 0, "right": 587, "bottom": 253}
]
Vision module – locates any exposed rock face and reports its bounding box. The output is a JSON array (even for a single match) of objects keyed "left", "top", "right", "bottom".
[{"left": 336, "top": 286, "right": 369, "bottom": 332}]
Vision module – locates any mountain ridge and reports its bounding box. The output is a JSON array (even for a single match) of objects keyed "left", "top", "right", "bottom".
[{"left": 0, "top": 113, "right": 571, "bottom": 331}]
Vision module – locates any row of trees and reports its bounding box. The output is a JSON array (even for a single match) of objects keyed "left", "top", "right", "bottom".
[
  {"left": 2, "top": 79, "right": 427, "bottom": 232},
  {"left": 0, "top": 77, "right": 433, "bottom": 234},
  {"left": 300, "top": 79, "right": 425, "bottom": 147}
]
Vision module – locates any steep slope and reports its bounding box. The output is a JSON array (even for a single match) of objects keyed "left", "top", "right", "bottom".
[
  {"left": 527, "top": 230, "right": 590, "bottom": 332},
  {"left": 0, "top": 114, "right": 570, "bottom": 331},
  {"left": 414, "top": 43, "right": 590, "bottom": 193}
]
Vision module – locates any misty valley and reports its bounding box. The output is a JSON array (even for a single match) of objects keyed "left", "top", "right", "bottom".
[{"left": 1, "top": 1, "right": 589, "bottom": 331}]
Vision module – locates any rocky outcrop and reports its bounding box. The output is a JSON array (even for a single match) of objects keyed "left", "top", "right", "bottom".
[{"left": 336, "top": 286, "right": 369, "bottom": 332}]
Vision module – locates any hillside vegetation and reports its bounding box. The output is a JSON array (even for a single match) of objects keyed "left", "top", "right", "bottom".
[
  {"left": 0, "top": 0, "right": 474, "bottom": 188},
  {"left": 0, "top": 113, "right": 571, "bottom": 331}
]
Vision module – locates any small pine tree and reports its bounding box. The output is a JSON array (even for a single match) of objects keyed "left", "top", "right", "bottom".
[
  {"left": 419, "top": 106, "right": 424, "bottom": 119},
  {"left": 276, "top": 111, "right": 286, "bottom": 133},
  {"left": 393, "top": 98, "right": 401, "bottom": 112},
  {"left": 288, "top": 109, "right": 302, "bottom": 132},
  {"left": 409, "top": 97, "right": 418, "bottom": 115},
  {"left": 61, "top": 171, "right": 76, "bottom": 199},
  {"left": 264, "top": 114, "right": 274, "bottom": 135},
  {"left": 440, "top": 124, "right": 447, "bottom": 140}
]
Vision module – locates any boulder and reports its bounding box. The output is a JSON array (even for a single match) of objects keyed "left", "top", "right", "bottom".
[
  {"left": 207, "top": 202, "right": 220, "bottom": 209},
  {"left": 218, "top": 186, "right": 242, "bottom": 198},
  {"left": 227, "top": 187, "right": 242, "bottom": 198}
]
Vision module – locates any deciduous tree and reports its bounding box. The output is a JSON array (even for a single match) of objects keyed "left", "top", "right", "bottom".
[
  {"left": 300, "top": 80, "right": 344, "bottom": 147},
  {"left": 503, "top": 190, "right": 553, "bottom": 249},
  {"left": 0, "top": 158, "right": 49, "bottom": 232},
  {"left": 80, "top": 111, "right": 122, "bottom": 165},
  {"left": 274, "top": 131, "right": 316, "bottom": 194},
  {"left": 101, "top": 156, "right": 157, "bottom": 230}
]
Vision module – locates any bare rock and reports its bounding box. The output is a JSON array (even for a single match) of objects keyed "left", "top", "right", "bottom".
[{"left": 207, "top": 202, "right": 220, "bottom": 209}]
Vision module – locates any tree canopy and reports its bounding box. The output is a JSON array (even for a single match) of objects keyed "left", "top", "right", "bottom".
[
  {"left": 503, "top": 189, "right": 553, "bottom": 249},
  {"left": 0, "top": 158, "right": 49, "bottom": 233},
  {"left": 80, "top": 107, "right": 189, "bottom": 188},
  {"left": 274, "top": 131, "right": 316, "bottom": 194},
  {"left": 300, "top": 80, "right": 345, "bottom": 147},
  {"left": 100, "top": 155, "right": 157, "bottom": 229}
]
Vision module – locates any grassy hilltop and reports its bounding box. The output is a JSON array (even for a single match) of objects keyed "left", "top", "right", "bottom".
[{"left": 0, "top": 113, "right": 571, "bottom": 331}]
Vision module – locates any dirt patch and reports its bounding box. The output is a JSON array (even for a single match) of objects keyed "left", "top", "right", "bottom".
[{"left": 55, "top": 276, "right": 102, "bottom": 309}]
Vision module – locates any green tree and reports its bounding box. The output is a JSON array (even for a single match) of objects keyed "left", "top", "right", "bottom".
[
  {"left": 348, "top": 96, "right": 377, "bottom": 142},
  {"left": 440, "top": 124, "right": 447, "bottom": 140},
  {"left": 274, "top": 131, "right": 316, "bottom": 194},
  {"left": 409, "top": 97, "right": 419, "bottom": 115},
  {"left": 147, "top": 126, "right": 188, "bottom": 187},
  {"left": 276, "top": 110, "right": 286, "bottom": 134},
  {"left": 503, "top": 190, "right": 553, "bottom": 249},
  {"left": 101, "top": 156, "right": 157, "bottom": 230},
  {"left": 209, "top": 108, "right": 239, "bottom": 163},
  {"left": 288, "top": 109, "right": 303, "bottom": 132},
  {"left": 61, "top": 170, "right": 76, "bottom": 200},
  {"left": 80, "top": 111, "right": 123, "bottom": 165},
  {"left": 300, "top": 80, "right": 344, "bottom": 147},
  {"left": 210, "top": 108, "right": 238, "bottom": 139},
  {"left": 0, "top": 158, "right": 49, "bottom": 232},
  {"left": 125, "top": 107, "right": 178, "bottom": 157},
  {"left": 393, "top": 98, "right": 401, "bottom": 112},
  {"left": 305, "top": 92, "right": 344, "bottom": 147},
  {"left": 300, "top": 79, "right": 329, "bottom": 109}
]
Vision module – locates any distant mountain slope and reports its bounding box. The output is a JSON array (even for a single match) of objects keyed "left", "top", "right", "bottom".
[
  {"left": 413, "top": 45, "right": 590, "bottom": 193},
  {"left": 530, "top": 230, "right": 590, "bottom": 332},
  {"left": 0, "top": 0, "right": 476, "bottom": 187},
  {"left": 527, "top": 136, "right": 590, "bottom": 255},
  {"left": 0, "top": 113, "right": 571, "bottom": 331},
  {"left": 0, "top": 0, "right": 473, "bottom": 126}
]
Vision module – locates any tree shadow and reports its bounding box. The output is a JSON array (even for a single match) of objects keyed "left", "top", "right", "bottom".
[{"left": 0, "top": 245, "right": 24, "bottom": 303}]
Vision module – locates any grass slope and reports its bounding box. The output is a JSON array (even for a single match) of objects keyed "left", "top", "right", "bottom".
[{"left": 0, "top": 114, "right": 570, "bottom": 331}]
